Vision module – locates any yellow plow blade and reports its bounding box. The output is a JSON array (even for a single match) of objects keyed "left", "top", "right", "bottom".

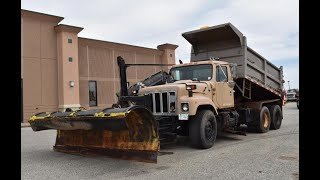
[{"left": 29, "top": 106, "right": 160, "bottom": 163}]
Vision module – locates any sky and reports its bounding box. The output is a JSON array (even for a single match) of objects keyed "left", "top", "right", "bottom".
[{"left": 22, "top": 0, "right": 299, "bottom": 90}]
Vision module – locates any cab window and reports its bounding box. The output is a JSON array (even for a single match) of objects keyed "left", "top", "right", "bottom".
[{"left": 216, "top": 66, "right": 228, "bottom": 82}]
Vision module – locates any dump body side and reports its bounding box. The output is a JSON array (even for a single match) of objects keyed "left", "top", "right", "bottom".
[{"left": 182, "top": 23, "right": 283, "bottom": 101}]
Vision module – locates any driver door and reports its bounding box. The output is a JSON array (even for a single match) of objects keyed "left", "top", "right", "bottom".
[{"left": 215, "top": 65, "right": 234, "bottom": 108}]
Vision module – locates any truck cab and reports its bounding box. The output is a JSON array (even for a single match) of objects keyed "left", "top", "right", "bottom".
[
  {"left": 286, "top": 89, "right": 297, "bottom": 101},
  {"left": 137, "top": 59, "right": 237, "bottom": 147},
  {"left": 138, "top": 59, "right": 236, "bottom": 117}
]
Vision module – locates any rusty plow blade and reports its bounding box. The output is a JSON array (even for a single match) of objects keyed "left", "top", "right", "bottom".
[{"left": 29, "top": 106, "right": 160, "bottom": 163}]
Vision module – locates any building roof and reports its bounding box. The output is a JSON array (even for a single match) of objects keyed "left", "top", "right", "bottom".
[
  {"left": 79, "top": 37, "right": 176, "bottom": 52},
  {"left": 21, "top": 9, "right": 178, "bottom": 53},
  {"left": 21, "top": 9, "right": 64, "bottom": 23},
  {"left": 55, "top": 24, "right": 84, "bottom": 34}
]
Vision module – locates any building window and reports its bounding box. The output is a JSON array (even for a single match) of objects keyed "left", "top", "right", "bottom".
[
  {"left": 89, "top": 81, "right": 97, "bottom": 106},
  {"left": 68, "top": 57, "right": 73, "bottom": 62},
  {"left": 216, "top": 66, "right": 228, "bottom": 82},
  {"left": 68, "top": 38, "right": 72, "bottom": 43}
]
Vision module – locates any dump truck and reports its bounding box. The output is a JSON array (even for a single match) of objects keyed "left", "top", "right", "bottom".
[{"left": 29, "top": 23, "right": 284, "bottom": 163}]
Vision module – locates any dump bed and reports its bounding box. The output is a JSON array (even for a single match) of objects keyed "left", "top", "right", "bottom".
[{"left": 182, "top": 23, "right": 283, "bottom": 98}]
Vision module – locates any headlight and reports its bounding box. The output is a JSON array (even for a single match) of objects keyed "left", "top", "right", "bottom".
[{"left": 181, "top": 103, "right": 189, "bottom": 112}]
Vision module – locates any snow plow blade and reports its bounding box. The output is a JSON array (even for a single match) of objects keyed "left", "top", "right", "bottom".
[{"left": 29, "top": 106, "right": 160, "bottom": 163}]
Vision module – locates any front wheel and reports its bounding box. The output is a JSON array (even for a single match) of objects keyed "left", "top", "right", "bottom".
[{"left": 189, "top": 110, "right": 217, "bottom": 149}]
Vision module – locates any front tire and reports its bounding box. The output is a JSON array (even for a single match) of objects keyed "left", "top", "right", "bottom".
[{"left": 189, "top": 110, "right": 217, "bottom": 149}]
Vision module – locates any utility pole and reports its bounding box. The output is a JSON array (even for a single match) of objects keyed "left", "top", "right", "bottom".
[{"left": 288, "top": 81, "right": 291, "bottom": 90}]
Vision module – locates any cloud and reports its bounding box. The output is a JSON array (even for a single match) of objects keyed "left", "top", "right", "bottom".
[
  {"left": 189, "top": 0, "right": 299, "bottom": 61},
  {"left": 21, "top": 0, "right": 299, "bottom": 88},
  {"left": 282, "top": 61, "right": 299, "bottom": 90},
  {"left": 22, "top": 0, "right": 207, "bottom": 40}
]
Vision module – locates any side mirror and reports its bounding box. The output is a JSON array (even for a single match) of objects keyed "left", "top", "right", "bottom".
[
  {"left": 230, "top": 63, "right": 238, "bottom": 79},
  {"left": 228, "top": 81, "right": 236, "bottom": 88}
]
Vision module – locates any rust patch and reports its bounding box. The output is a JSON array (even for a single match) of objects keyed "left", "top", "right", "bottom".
[
  {"left": 53, "top": 145, "right": 158, "bottom": 163},
  {"left": 54, "top": 107, "right": 160, "bottom": 163}
]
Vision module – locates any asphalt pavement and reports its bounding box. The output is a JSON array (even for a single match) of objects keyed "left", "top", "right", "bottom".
[{"left": 21, "top": 102, "right": 299, "bottom": 180}]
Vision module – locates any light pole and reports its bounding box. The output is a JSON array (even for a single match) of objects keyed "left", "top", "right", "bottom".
[{"left": 288, "top": 81, "right": 291, "bottom": 90}]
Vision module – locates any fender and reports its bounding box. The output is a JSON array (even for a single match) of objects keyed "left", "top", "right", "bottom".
[{"left": 180, "top": 94, "right": 218, "bottom": 116}]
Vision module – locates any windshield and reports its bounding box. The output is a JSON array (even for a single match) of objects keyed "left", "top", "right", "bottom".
[
  {"left": 169, "top": 64, "right": 213, "bottom": 81},
  {"left": 287, "top": 89, "right": 296, "bottom": 93}
]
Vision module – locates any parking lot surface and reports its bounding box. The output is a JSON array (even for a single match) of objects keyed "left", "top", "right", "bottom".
[{"left": 22, "top": 102, "right": 299, "bottom": 180}]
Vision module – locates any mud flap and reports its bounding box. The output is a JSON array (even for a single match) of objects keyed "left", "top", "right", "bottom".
[{"left": 29, "top": 106, "right": 160, "bottom": 163}]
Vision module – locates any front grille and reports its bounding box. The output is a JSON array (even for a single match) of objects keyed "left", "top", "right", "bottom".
[
  {"left": 287, "top": 94, "right": 295, "bottom": 98},
  {"left": 151, "top": 91, "right": 176, "bottom": 115}
]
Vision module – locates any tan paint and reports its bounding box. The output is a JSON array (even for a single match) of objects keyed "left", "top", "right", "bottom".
[
  {"left": 55, "top": 24, "right": 83, "bottom": 111},
  {"left": 21, "top": 17, "right": 23, "bottom": 78},
  {"left": 214, "top": 64, "right": 234, "bottom": 108},
  {"left": 22, "top": 9, "right": 178, "bottom": 121},
  {"left": 78, "top": 37, "right": 178, "bottom": 109},
  {"left": 22, "top": 9, "right": 63, "bottom": 122},
  {"left": 139, "top": 60, "right": 235, "bottom": 116},
  {"left": 157, "top": 43, "right": 178, "bottom": 71}
]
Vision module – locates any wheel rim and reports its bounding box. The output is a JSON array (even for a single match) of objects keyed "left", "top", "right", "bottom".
[
  {"left": 205, "top": 120, "right": 214, "bottom": 140},
  {"left": 263, "top": 112, "right": 269, "bottom": 128}
]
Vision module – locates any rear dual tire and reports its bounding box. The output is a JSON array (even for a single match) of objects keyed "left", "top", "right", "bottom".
[
  {"left": 247, "top": 106, "right": 271, "bottom": 133},
  {"left": 269, "top": 105, "right": 282, "bottom": 130}
]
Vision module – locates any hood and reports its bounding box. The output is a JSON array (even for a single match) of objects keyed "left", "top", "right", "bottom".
[{"left": 138, "top": 80, "right": 211, "bottom": 95}]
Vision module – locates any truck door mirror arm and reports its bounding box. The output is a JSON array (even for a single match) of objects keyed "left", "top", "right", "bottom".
[
  {"left": 227, "top": 81, "right": 236, "bottom": 88},
  {"left": 230, "top": 63, "right": 238, "bottom": 79}
]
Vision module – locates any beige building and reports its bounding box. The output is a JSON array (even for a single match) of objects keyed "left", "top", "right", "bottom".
[{"left": 21, "top": 9, "right": 178, "bottom": 122}]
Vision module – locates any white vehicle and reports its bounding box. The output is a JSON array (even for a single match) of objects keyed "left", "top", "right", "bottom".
[{"left": 286, "top": 89, "right": 297, "bottom": 101}]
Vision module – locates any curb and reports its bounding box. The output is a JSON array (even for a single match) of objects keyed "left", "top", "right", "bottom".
[{"left": 21, "top": 123, "right": 31, "bottom": 128}]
